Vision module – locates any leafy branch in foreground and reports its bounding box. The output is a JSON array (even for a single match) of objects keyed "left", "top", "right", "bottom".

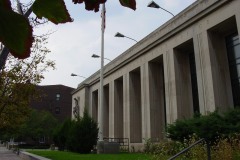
[{"left": 0, "top": 0, "right": 136, "bottom": 60}]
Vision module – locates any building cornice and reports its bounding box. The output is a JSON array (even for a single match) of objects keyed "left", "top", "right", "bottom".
[{"left": 73, "top": 0, "right": 231, "bottom": 93}]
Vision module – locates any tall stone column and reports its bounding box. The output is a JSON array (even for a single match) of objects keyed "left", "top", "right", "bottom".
[
  {"left": 193, "top": 31, "right": 216, "bottom": 114},
  {"left": 140, "top": 63, "right": 151, "bottom": 140},
  {"left": 163, "top": 51, "right": 178, "bottom": 124},
  {"left": 109, "top": 81, "right": 115, "bottom": 138},
  {"left": 123, "top": 73, "right": 130, "bottom": 140}
]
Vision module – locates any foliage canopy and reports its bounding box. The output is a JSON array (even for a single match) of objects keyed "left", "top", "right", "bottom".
[{"left": 0, "top": 36, "right": 55, "bottom": 132}]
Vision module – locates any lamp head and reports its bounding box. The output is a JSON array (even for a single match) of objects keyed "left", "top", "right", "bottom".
[
  {"left": 115, "top": 32, "right": 125, "bottom": 38},
  {"left": 71, "top": 73, "right": 77, "bottom": 76},
  {"left": 92, "top": 54, "right": 100, "bottom": 58},
  {"left": 147, "top": 1, "right": 160, "bottom": 8}
]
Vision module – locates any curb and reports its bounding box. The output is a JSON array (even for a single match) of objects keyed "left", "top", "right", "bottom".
[{"left": 19, "top": 151, "right": 51, "bottom": 160}]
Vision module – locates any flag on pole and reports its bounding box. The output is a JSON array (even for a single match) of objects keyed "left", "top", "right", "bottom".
[{"left": 101, "top": 3, "right": 106, "bottom": 31}]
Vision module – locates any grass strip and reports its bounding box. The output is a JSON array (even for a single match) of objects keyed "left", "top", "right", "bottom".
[{"left": 27, "top": 150, "right": 151, "bottom": 160}]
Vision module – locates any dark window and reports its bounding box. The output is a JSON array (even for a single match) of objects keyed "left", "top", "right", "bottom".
[
  {"left": 56, "top": 93, "right": 60, "bottom": 101},
  {"left": 189, "top": 52, "right": 200, "bottom": 113},
  {"left": 226, "top": 33, "right": 240, "bottom": 106},
  {"left": 39, "top": 136, "right": 45, "bottom": 144},
  {"left": 55, "top": 107, "right": 60, "bottom": 114}
]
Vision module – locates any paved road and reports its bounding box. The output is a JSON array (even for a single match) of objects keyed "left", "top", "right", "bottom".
[{"left": 0, "top": 145, "right": 22, "bottom": 160}]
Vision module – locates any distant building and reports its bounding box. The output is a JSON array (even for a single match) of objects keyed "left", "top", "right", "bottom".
[
  {"left": 31, "top": 85, "right": 74, "bottom": 122},
  {"left": 72, "top": 0, "right": 240, "bottom": 150}
]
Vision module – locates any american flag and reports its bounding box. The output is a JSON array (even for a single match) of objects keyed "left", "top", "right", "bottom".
[{"left": 101, "top": 4, "right": 106, "bottom": 32}]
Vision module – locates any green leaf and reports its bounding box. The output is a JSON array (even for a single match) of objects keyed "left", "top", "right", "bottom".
[
  {"left": 32, "top": 0, "right": 72, "bottom": 24},
  {"left": 119, "top": 0, "right": 136, "bottom": 10},
  {"left": 0, "top": 7, "right": 33, "bottom": 59}
]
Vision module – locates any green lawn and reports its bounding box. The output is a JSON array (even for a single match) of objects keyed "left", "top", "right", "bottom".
[{"left": 27, "top": 150, "right": 151, "bottom": 160}]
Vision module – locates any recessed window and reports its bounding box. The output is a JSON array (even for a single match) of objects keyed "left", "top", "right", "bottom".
[
  {"left": 39, "top": 136, "right": 45, "bottom": 144},
  {"left": 56, "top": 93, "right": 60, "bottom": 101},
  {"left": 226, "top": 33, "right": 240, "bottom": 106},
  {"left": 55, "top": 107, "right": 60, "bottom": 114}
]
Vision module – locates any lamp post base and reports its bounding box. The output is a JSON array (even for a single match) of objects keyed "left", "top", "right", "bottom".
[
  {"left": 97, "top": 141, "right": 104, "bottom": 154},
  {"left": 97, "top": 140, "right": 120, "bottom": 154}
]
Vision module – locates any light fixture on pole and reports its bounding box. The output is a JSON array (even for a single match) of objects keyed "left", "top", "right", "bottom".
[
  {"left": 92, "top": 54, "right": 100, "bottom": 58},
  {"left": 115, "top": 32, "right": 138, "bottom": 42},
  {"left": 70, "top": 73, "right": 86, "bottom": 79},
  {"left": 147, "top": 1, "right": 174, "bottom": 17},
  {"left": 92, "top": 54, "right": 111, "bottom": 62}
]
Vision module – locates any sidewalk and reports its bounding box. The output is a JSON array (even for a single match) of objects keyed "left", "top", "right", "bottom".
[{"left": 0, "top": 145, "right": 22, "bottom": 160}]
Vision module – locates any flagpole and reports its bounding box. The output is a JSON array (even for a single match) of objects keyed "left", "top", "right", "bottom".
[
  {"left": 99, "top": 2, "right": 105, "bottom": 143},
  {"left": 97, "top": 2, "right": 105, "bottom": 154}
]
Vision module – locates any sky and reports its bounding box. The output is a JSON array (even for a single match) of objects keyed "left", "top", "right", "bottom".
[{"left": 29, "top": 0, "right": 196, "bottom": 88}]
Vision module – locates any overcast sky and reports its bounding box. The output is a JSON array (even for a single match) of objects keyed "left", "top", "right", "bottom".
[{"left": 31, "top": 0, "right": 196, "bottom": 88}]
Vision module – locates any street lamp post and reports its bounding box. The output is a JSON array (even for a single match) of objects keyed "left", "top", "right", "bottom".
[
  {"left": 115, "top": 32, "right": 138, "bottom": 42},
  {"left": 70, "top": 73, "right": 86, "bottom": 79},
  {"left": 147, "top": 1, "right": 174, "bottom": 17},
  {"left": 92, "top": 54, "right": 111, "bottom": 62}
]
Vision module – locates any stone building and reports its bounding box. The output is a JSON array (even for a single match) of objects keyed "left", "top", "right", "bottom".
[
  {"left": 31, "top": 85, "right": 74, "bottom": 122},
  {"left": 72, "top": 0, "right": 240, "bottom": 149}
]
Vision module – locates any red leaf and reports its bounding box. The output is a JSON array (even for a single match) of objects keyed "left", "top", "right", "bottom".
[
  {"left": 73, "top": 0, "right": 107, "bottom": 12},
  {"left": 119, "top": 0, "right": 136, "bottom": 10},
  {"left": 0, "top": 0, "right": 11, "bottom": 10}
]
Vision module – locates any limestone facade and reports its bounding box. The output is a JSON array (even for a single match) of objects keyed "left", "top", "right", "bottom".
[{"left": 72, "top": 0, "right": 240, "bottom": 149}]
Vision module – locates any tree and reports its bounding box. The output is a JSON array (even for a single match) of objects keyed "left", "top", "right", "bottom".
[
  {"left": 0, "top": 109, "right": 59, "bottom": 146},
  {"left": 0, "top": 0, "right": 137, "bottom": 63},
  {"left": 18, "top": 109, "right": 59, "bottom": 145},
  {"left": 66, "top": 109, "right": 98, "bottom": 153},
  {"left": 53, "top": 119, "right": 72, "bottom": 151},
  {"left": 0, "top": 35, "right": 55, "bottom": 133},
  {"left": 53, "top": 108, "right": 99, "bottom": 153}
]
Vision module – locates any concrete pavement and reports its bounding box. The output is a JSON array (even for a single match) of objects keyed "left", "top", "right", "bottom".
[{"left": 0, "top": 145, "right": 22, "bottom": 160}]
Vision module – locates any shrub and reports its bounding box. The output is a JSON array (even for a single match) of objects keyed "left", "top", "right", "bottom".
[
  {"left": 223, "top": 108, "right": 240, "bottom": 134},
  {"left": 53, "top": 119, "right": 72, "bottom": 151},
  {"left": 148, "top": 135, "right": 240, "bottom": 160},
  {"left": 143, "top": 138, "right": 185, "bottom": 157},
  {"left": 167, "top": 108, "right": 240, "bottom": 143},
  {"left": 66, "top": 108, "right": 98, "bottom": 153},
  {"left": 167, "top": 118, "right": 195, "bottom": 142},
  {"left": 212, "top": 137, "right": 233, "bottom": 160},
  {"left": 53, "top": 109, "right": 98, "bottom": 153}
]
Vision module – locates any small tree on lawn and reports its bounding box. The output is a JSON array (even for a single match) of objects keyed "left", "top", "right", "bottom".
[
  {"left": 53, "top": 118, "right": 72, "bottom": 151},
  {"left": 67, "top": 108, "right": 98, "bottom": 153}
]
